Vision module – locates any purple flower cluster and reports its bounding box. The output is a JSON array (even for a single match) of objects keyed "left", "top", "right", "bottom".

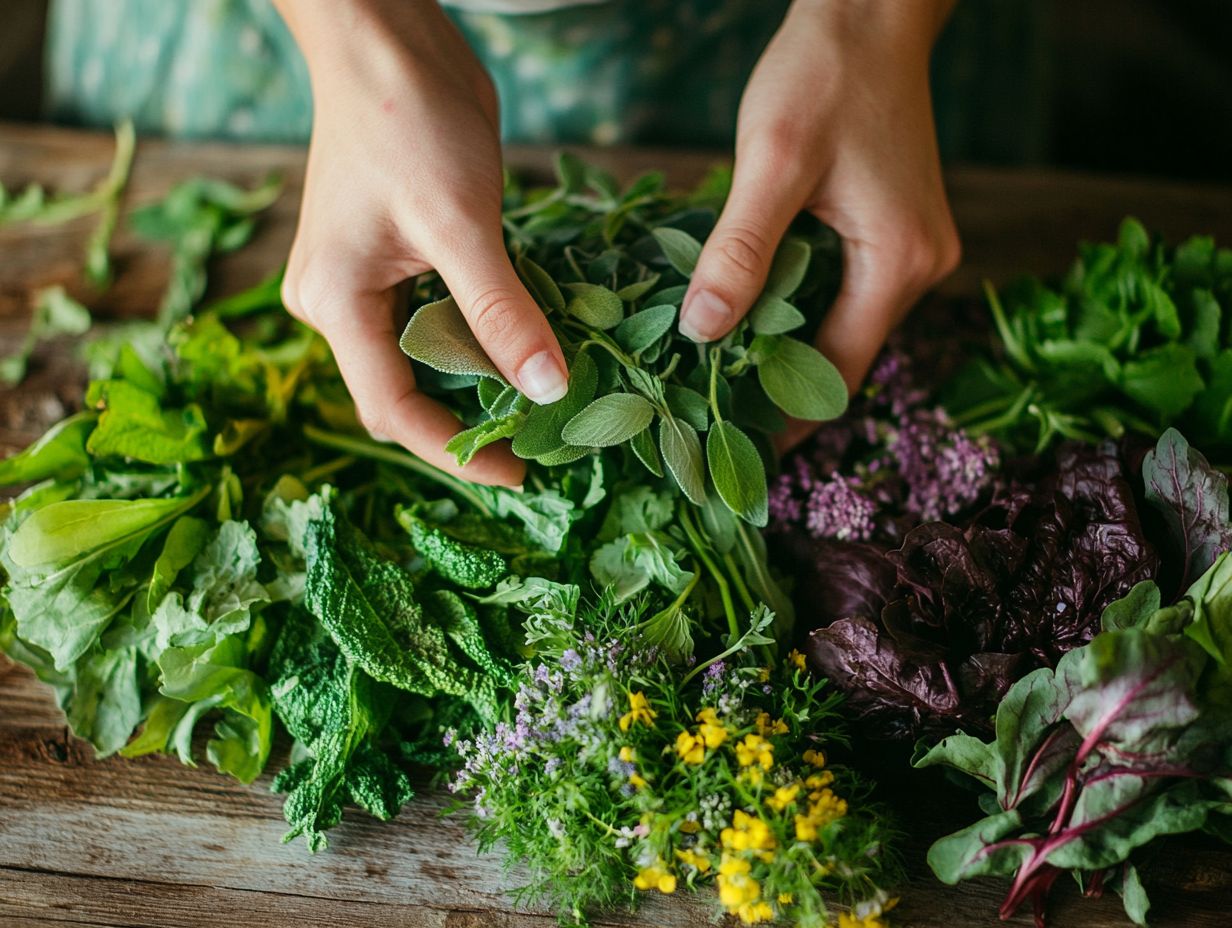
[
  {"left": 450, "top": 635, "right": 655, "bottom": 815},
  {"left": 768, "top": 348, "right": 999, "bottom": 542}
]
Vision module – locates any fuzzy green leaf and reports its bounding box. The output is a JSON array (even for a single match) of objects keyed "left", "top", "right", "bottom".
[
  {"left": 755, "top": 336, "right": 848, "bottom": 421},
  {"left": 399, "top": 296, "right": 502, "bottom": 380},
  {"left": 706, "top": 421, "right": 768, "bottom": 526},
  {"left": 651, "top": 227, "right": 702, "bottom": 277},
  {"left": 561, "top": 393, "right": 655, "bottom": 447}
]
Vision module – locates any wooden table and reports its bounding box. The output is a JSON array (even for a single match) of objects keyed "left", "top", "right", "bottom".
[{"left": 1, "top": 124, "right": 1230, "bottom": 928}]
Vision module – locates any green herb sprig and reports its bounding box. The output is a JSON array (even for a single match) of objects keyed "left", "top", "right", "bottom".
[{"left": 400, "top": 155, "right": 850, "bottom": 527}]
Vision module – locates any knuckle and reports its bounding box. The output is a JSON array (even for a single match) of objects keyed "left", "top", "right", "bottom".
[
  {"left": 714, "top": 224, "right": 772, "bottom": 282},
  {"left": 356, "top": 403, "right": 389, "bottom": 439},
  {"left": 467, "top": 287, "right": 525, "bottom": 343}
]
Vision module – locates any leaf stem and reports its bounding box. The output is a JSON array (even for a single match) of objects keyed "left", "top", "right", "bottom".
[
  {"left": 301, "top": 424, "right": 493, "bottom": 517},
  {"left": 679, "top": 506, "right": 739, "bottom": 641}
]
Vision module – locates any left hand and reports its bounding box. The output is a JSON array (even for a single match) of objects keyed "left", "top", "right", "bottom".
[{"left": 678, "top": 0, "right": 961, "bottom": 446}]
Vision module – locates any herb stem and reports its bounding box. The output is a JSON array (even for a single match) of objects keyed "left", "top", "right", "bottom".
[
  {"left": 302, "top": 424, "right": 493, "bottom": 517},
  {"left": 723, "top": 551, "right": 757, "bottom": 614},
  {"left": 679, "top": 506, "right": 739, "bottom": 641}
]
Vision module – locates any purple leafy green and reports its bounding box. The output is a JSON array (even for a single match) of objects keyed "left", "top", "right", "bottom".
[{"left": 797, "top": 442, "right": 1157, "bottom": 740}]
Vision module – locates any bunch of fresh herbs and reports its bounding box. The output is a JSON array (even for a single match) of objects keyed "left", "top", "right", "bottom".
[
  {"left": 400, "top": 155, "right": 850, "bottom": 528},
  {"left": 947, "top": 219, "right": 1232, "bottom": 460},
  {"left": 451, "top": 597, "right": 897, "bottom": 928}
]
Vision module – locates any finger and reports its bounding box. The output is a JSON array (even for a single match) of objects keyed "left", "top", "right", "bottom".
[
  {"left": 434, "top": 232, "right": 569, "bottom": 406},
  {"left": 315, "top": 288, "right": 527, "bottom": 487},
  {"left": 679, "top": 160, "right": 809, "bottom": 343}
]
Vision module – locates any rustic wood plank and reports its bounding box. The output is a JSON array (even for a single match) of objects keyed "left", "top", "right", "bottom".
[{"left": 2, "top": 123, "right": 1232, "bottom": 927}]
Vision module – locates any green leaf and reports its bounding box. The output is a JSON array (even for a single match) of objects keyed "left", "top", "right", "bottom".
[
  {"left": 927, "top": 810, "right": 1029, "bottom": 883},
  {"left": 614, "top": 304, "right": 677, "bottom": 353},
  {"left": 1118, "top": 862, "right": 1151, "bottom": 927},
  {"left": 564, "top": 282, "right": 624, "bottom": 330},
  {"left": 516, "top": 254, "right": 565, "bottom": 313},
  {"left": 641, "top": 599, "right": 694, "bottom": 663},
  {"left": 0, "top": 412, "right": 94, "bottom": 486},
  {"left": 706, "top": 420, "right": 768, "bottom": 526},
  {"left": 8, "top": 494, "right": 207, "bottom": 570},
  {"left": 403, "top": 514, "right": 507, "bottom": 589},
  {"left": 651, "top": 227, "right": 702, "bottom": 277},
  {"left": 1118, "top": 344, "right": 1205, "bottom": 418},
  {"left": 615, "top": 274, "right": 661, "bottom": 302},
  {"left": 147, "top": 515, "right": 211, "bottom": 612},
  {"left": 445, "top": 399, "right": 529, "bottom": 467},
  {"left": 914, "top": 733, "right": 998, "bottom": 788},
  {"left": 658, "top": 414, "right": 706, "bottom": 505},
  {"left": 399, "top": 296, "right": 502, "bottom": 380},
  {"left": 1183, "top": 552, "right": 1232, "bottom": 666},
  {"left": 629, "top": 426, "right": 664, "bottom": 477},
  {"left": 764, "top": 238, "right": 811, "bottom": 298},
  {"left": 1101, "top": 580, "right": 1163, "bottom": 632},
  {"left": 561, "top": 393, "right": 655, "bottom": 447},
  {"left": 664, "top": 385, "right": 710, "bottom": 431},
  {"left": 748, "top": 295, "right": 806, "bottom": 335},
  {"left": 85, "top": 379, "right": 211, "bottom": 465},
  {"left": 512, "top": 351, "right": 598, "bottom": 460},
  {"left": 755, "top": 336, "right": 849, "bottom": 421}
]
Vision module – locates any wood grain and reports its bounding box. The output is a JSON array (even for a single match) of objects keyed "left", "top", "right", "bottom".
[{"left": 2, "top": 123, "right": 1231, "bottom": 927}]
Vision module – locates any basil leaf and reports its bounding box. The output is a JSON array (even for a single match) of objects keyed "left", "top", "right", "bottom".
[
  {"left": 564, "top": 282, "right": 624, "bottom": 330},
  {"left": 659, "top": 414, "right": 706, "bottom": 505},
  {"left": 1119, "top": 344, "right": 1205, "bottom": 418},
  {"left": 651, "top": 227, "right": 702, "bottom": 277},
  {"left": 755, "top": 335, "right": 849, "bottom": 421},
  {"left": 706, "top": 420, "right": 768, "bottom": 526},
  {"left": 561, "top": 393, "right": 655, "bottom": 447},
  {"left": 399, "top": 296, "right": 502, "bottom": 380},
  {"left": 748, "top": 295, "right": 806, "bottom": 335}
]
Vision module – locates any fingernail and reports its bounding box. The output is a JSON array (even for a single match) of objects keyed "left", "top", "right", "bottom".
[
  {"left": 679, "top": 289, "right": 733, "bottom": 343},
  {"left": 517, "top": 351, "right": 568, "bottom": 404}
]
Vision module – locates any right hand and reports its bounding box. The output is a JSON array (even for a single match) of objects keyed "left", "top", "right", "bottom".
[{"left": 276, "top": 0, "right": 568, "bottom": 486}]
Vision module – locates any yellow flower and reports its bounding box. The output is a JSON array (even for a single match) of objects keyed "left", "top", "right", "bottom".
[
  {"left": 633, "top": 861, "right": 676, "bottom": 894},
  {"left": 803, "top": 748, "right": 826, "bottom": 768},
  {"left": 619, "top": 691, "right": 656, "bottom": 732},
  {"left": 675, "top": 730, "right": 705, "bottom": 765},
  {"left": 805, "top": 770, "right": 835, "bottom": 792},
  {"left": 753, "top": 712, "right": 789, "bottom": 737},
  {"left": 679, "top": 819, "right": 701, "bottom": 834},
  {"left": 717, "top": 854, "right": 761, "bottom": 911},
  {"left": 737, "top": 901, "right": 776, "bottom": 924},
  {"left": 721, "top": 810, "right": 776, "bottom": 853},
  {"left": 787, "top": 649, "right": 807, "bottom": 671},
  {"left": 778, "top": 892, "right": 794, "bottom": 905},
  {"left": 629, "top": 771, "right": 648, "bottom": 791},
  {"left": 735, "top": 734, "right": 774, "bottom": 770},
  {"left": 674, "top": 848, "right": 711, "bottom": 873},
  {"left": 794, "top": 788, "right": 849, "bottom": 840},
  {"left": 619, "top": 745, "right": 636, "bottom": 762},
  {"left": 740, "top": 766, "right": 765, "bottom": 787},
  {"left": 765, "top": 783, "right": 800, "bottom": 812},
  {"left": 794, "top": 813, "right": 819, "bottom": 842},
  {"left": 695, "top": 707, "right": 729, "bottom": 748},
  {"left": 838, "top": 914, "right": 888, "bottom": 928},
  {"left": 757, "top": 667, "right": 771, "bottom": 683}
]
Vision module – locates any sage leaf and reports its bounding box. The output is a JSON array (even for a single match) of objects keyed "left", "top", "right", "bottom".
[
  {"left": 512, "top": 350, "right": 599, "bottom": 459},
  {"left": 399, "top": 296, "right": 502, "bottom": 380},
  {"left": 659, "top": 414, "right": 706, "bottom": 505},
  {"left": 764, "top": 237, "right": 811, "bottom": 298},
  {"left": 561, "top": 393, "right": 655, "bottom": 447},
  {"left": 652, "top": 227, "right": 702, "bottom": 277},
  {"left": 516, "top": 254, "right": 565, "bottom": 313},
  {"left": 564, "top": 282, "right": 624, "bottom": 330},
  {"left": 755, "top": 335, "right": 848, "bottom": 421},
  {"left": 615, "top": 274, "right": 661, "bottom": 302},
  {"left": 615, "top": 304, "right": 677, "bottom": 353},
  {"left": 664, "top": 385, "right": 710, "bottom": 431},
  {"left": 706, "top": 420, "right": 768, "bottom": 526},
  {"left": 749, "top": 295, "right": 806, "bottom": 335},
  {"left": 630, "top": 426, "right": 664, "bottom": 477}
]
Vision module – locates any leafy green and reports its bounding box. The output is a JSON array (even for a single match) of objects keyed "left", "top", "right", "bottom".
[
  {"left": 1, "top": 286, "right": 93, "bottom": 386},
  {"left": 948, "top": 219, "right": 1232, "bottom": 460}
]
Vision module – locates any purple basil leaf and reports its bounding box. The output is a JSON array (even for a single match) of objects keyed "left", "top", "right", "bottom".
[{"left": 1143, "top": 428, "right": 1232, "bottom": 590}]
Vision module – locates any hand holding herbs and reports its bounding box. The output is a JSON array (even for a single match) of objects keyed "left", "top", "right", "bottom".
[{"left": 400, "top": 154, "right": 851, "bottom": 527}]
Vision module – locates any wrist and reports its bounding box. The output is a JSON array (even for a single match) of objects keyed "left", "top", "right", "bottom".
[{"left": 788, "top": 0, "right": 954, "bottom": 65}]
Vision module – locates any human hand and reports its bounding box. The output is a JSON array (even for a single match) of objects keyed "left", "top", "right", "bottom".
[
  {"left": 274, "top": 0, "right": 568, "bottom": 485},
  {"left": 678, "top": 0, "right": 961, "bottom": 447}
]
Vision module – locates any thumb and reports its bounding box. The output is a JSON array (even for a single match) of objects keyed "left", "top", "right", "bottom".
[
  {"left": 679, "top": 166, "right": 806, "bottom": 343},
  {"left": 435, "top": 231, "right": 569, "bottom": 406}
]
